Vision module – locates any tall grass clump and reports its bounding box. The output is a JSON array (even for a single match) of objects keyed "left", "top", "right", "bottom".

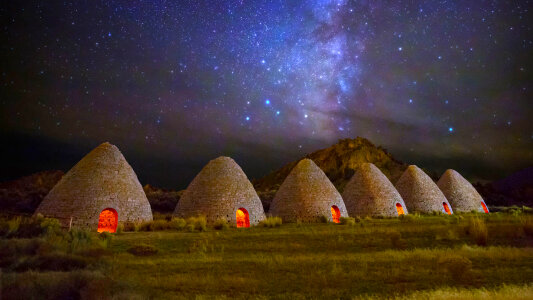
[
  {"left": 168, "top": 217, "right": 187, "bottom": 230},
  {"left": 213, "top": 218, "right": 230, "bottom": 230},
  {"left": 465, "top": 217, "right": 488, "bottom": 246},
  {"left": 259, "top": 217, "right": 282, "bottom": 228},
  {"left": 522, "top": 217, "right": 533, "bottom": 237},
  {"left": 389, "top": 231, "right": 408, "bottom": 250},
  {"left": 339, "top": 217, "right": 355, "bottom": 226},
  {"left": 186, "top": 216, "right": 207, "bottom": 232},
  {"left": 438, "top": 254, "right": 473, "bottom": 282}
]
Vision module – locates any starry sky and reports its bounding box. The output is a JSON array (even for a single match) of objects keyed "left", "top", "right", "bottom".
[{"left": 1, "top": 0, "right": 532, "bottom": 188}]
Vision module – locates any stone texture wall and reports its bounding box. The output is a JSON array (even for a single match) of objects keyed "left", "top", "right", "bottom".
[
  {"left": 342, "top": 163, "right": 408, "bottom": 217},
  {"left": 437, "top": 169, "right": 488, "bottom": 213},
  {"left": 269, "top": 159, "right": 348, "bottom": 222},
  {"left": 395, "top": 165, "right": 453, "bottom": 214},
  {"left": 173, "top": 156, "right": 266, "bottom": 225},
  {"left": 35, "top": 142, "right": 153, "bottom": 228}
]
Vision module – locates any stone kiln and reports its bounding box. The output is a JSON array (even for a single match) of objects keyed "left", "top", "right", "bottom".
[
  {"left": 269, "top": 159, "right": 348, "bottom": 223},
  {"left": 35, "top": 142, "right": 153, "bottom": 232},
  {"left": 173, "top": 156, "right": 265, "bottom": 227}
]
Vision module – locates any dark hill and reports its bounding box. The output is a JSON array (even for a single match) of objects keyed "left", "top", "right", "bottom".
[
  {"left": 475, "top": 167, "right": 533, "bottom": 207},
  {"left": 253, "top": 137, "right": 408, "bottom": 211},
  {"left": 0, "top": 170, "right": 64, "bottom": 215}
]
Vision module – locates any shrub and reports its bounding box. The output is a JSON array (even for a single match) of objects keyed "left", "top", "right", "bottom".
[
  {"left": 466, "top": 218, "right": 488, "bottom": 246},
  {"left": 186, "top": 223, "right": 196, "bottom": 232},
  {"left": 213, "top": 218, "right": 229, "bottom": 230},
  {"left": 151, "top": 219, "right": 169, "bottom": 231},
  {"left": 339, "top": 217, "right": 355, "bottom": 226},
  {"left": 259, "top": 217, "right": 282, "bottom": 228},
  {"left": 40, "top": 218, "right": 62, "bottom": 236},
  {"left": 122, "top": 222, "right": 137, "bottom": 232},
  {"left": 522, "top": 217, "right": 533, "bottom": 237},
  {"left": 127, "top": 244, "right": 158, "bottom": 256},
  {"left": 116, "top": 223, "right": 124, "bottom": 234},
  {"left": 187, "top": 216, "right": 207, "bottom": 232},
  {"left": 138, "top": 221, "right": 154, "bottom": 232},
  {"left": 318, "top": 215, "right": 328, "bottom": 223},
  {"left": 389, "top": 231, "right": 408, "bottom": 250},
  {"left": 168, "top": 218, "right": 187, "bottom": 230},
  {"left": 438, "top": 255, "right": 472, "bottom": 282},
  {"left": 98, "top": 231, "right": 113, "bottom": 248}
]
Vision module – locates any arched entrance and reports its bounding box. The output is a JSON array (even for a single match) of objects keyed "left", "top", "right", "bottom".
[
  {"left": 395, "top": 203, "right": 405, "bottom": 215},
  {"left": 442, "top": 202, "right": 452, "bottom": 215},
  {"left": 481, "top": 201, "right": 489, "bottom": 213},
  {"left": 331, "top": 205, "right": 341, "bottom": 223},
  {"left": 97, "top": 208, "right": 118, "bottom": 233},
  {"left": 236, "top": 207, "right": 250, "bottom": 228}
]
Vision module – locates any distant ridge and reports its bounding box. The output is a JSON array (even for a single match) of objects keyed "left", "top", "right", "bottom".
[{"left": 253, "top": 137, "right": 407, "bottom": 211}]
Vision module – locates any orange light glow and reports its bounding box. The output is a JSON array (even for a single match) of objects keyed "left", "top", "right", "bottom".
[
  {"left": 236, "top": 207, "right": 250, "bottom": 228},
  {"left": 442, "top": 202, "right": 452, "bottom": 215},
  {"left": 331, "top": 205, "right": 340, "bottom": 223},
  {"left": 395, "top": 203, "right": 405, "bottom": 215},
  {"left": 481, "top": 201, "right": 489, "bottom": 213},
  {"left": 97, "top": 208, "right": 118, "bottom": 233}
]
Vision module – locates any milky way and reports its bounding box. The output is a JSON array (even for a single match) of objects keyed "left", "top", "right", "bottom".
[{"left": 1, "top": 1, "right": 532, "bottom": 188}]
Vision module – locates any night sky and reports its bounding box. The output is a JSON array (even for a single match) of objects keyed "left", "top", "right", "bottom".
[{"left": 1, "top": 1, "right": 532, "bottom": 189}]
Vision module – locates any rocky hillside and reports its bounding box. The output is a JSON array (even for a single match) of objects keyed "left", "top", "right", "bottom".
[
  {"left": 143, "top": 184, "right": 184, "bottom": 214},
  {"left": 253, "top": 137, "right": 408, "bottom": 211},
  {"left": 474, "top": 167, "right": 533, "bottom": 207},
  {"left": 0, "top": 170, "right": 64, "bottom": 215}
]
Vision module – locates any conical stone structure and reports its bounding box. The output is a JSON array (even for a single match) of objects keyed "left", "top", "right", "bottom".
[
  {"left": 342, "top": 163, "right": 408, "bottom": 217},
  {"left": 173, "top": 156, "right": 265, "bottom": 226},
  {"left": 35, "top": 142, "right": 153, "bottom": 229},
  {"left": 269, "top": 159, "right": 348, "bottom": 222},
  {"left": 395, "top": 165, "right": 453, "bottom": 214},
  {"left": 437, "top": 169, "right": 489, "bottom": 213}
]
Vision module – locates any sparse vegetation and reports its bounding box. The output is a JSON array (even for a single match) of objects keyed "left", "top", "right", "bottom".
[
  {"left": 258, "top": 216, "right": 282, "bottom": 227},
  {"left": 127, "top": 244, "right": 158, "bottom": 256},
  {"left": 213, "top": 218, "right": 230, "bottom": 230},
  {"left": 1, "top": 211, "right": 533, "bottom": 299},
  {"left": 340, "top": 216, "right": 356, "bottom": 225},
  {"left": 466, "top": 217, "right": 489, "bottom": 246}
]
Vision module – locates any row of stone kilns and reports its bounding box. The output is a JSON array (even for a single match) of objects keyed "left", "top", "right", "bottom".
[{"left": 35, "top": 143, "right": 489, "bottom": 231}]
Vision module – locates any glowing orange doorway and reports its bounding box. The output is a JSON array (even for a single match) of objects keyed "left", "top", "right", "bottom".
[
  {"left": 97, "top": 208, "right": 118, "bottom": 233},
  {"left": 481, "top": 201, "right": 489, "bottom": 213},
  {"left": 331, "top": 205, "right": 341, "bottom": 223},
  {"left": 236, "top": 208, "right": 250, "bottom": 228},
  {"left": 442, "top": 202, "right": 452, "bottom": 215},
  {"left": 395, "top": 203, "right": 405, "bottom": 215}
]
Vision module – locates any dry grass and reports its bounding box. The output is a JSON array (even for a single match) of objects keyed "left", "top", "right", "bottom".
[{"left": 1, "top": 212, "right": 533, "bottom": 299}]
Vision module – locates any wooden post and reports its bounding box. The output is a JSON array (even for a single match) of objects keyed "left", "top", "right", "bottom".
[{"left": 69, "top": 217, "right": 73, "bottom": 231}]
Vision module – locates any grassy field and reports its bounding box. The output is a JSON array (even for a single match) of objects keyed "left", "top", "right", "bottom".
[{"left": 1, "top": 212, "right": 533, "bottom": 299}]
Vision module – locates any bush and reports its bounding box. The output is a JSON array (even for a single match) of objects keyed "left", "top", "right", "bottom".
[
  {"left": 318, "top": 215, "right": 328, "bottom": 223},
  {"left": 259, "top": 217, "right": 282, "bottom": 228},
  {"left": 339, "top": 217, "right": 355, "bottom": 226},
  {"left": 127, "top": 244, "right": 158, "bottom": 256},
  {"left": 116, "top": 223, "right": 124, "bottom": 234},
  {"left": 213, "top": 218, "right": 229, "bottom": 230},
  {"left": 168, "top": 218, "right": 187, "bottom": 230},
  {"left": 138, "top": 221, "right": 154, "bottom": 232},
  {"left": 438, "top": 255, "right": 473, "bottom": 282},
  {"left": 151, "top": 219, "right": 169, "bottom": 231},
  {"left": 389, "top": 231, "right": 408, "bottom": 250},
  {"left": 522, "top": 217, "right": 533, "bottom": 237},
  {"left": 187, "top": 216, "right": 207, "bottom": 232},
  {"left": 466, "top": 218, "right": 488, "bottom": 246}
]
